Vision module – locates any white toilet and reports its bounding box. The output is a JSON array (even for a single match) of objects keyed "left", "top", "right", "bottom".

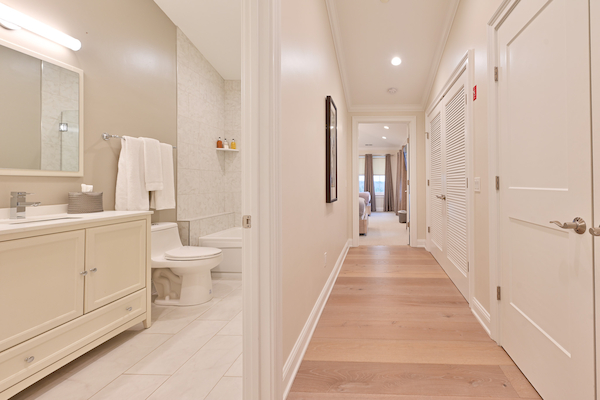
[{"left": 151, "top": 222, "right": 223, "bottom": 306}]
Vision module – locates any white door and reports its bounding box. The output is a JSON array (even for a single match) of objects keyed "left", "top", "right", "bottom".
[
  {"left": 496, "top": 0, "right": 594, "bottom": 398},
  {"left": 427, "top": 70, "right": 469, "bottom": 299}
]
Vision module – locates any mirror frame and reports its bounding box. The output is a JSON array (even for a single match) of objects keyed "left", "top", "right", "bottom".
[{"left": 0, "top": 38, "right": 84, "bottom": 177}]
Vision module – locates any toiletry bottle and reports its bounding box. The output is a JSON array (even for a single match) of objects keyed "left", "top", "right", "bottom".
[
  {"left": 231, "top": 139, "right": 236, "bottom": 149},
  {"left": 223, "top": 138, "right": 229, "bottom": 149},
  {"left": 217, "top": 137, "right": 223, "bottom": 148}
]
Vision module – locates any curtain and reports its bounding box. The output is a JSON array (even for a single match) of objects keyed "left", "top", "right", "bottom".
[
  {"left": 364, "top": 154, "right": 376, "bottom": 212},
  {"left": 384, "top": 154, "right": 394, "bottom": 211}
]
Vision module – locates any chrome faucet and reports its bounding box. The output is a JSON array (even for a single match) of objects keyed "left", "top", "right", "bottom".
[{"left": 10, "top": 192, "right": 41, "bottom": 219}]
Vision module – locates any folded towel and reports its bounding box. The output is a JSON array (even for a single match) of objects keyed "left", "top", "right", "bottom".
[
  {"left": 141, "top": 137, "right": 164, "bottom": 191},
  {"left": 115, "top": 136, "right": 149, "bottom": 211},
  {"left": 150, "top": 143, "right": 176, "bottom": 210}
]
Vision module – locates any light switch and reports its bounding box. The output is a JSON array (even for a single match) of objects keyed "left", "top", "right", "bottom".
[{"left": 474, "top": 177, "right": 481, "bottom": 193}]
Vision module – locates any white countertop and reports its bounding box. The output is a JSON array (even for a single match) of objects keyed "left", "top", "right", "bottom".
[{"left": 0, "top": 205, "right": 152, "bottom": 236}]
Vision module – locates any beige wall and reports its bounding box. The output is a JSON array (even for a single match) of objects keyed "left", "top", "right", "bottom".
[
  {"left": 426, "top": 0, "right": 504, "bottom": 311},
  {"left": 350, "top": 111, "right": 427, "bottom": 240},
  {"left": 0, "top": 0, "right": 177, "bottom": 222},
  {"left": 281, "top": 0, "right": 351, "bottom": 361}
]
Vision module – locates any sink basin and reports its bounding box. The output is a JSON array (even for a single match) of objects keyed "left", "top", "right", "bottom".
[{"left": 1, "top": 216, "right": 83, "bottom": 225}]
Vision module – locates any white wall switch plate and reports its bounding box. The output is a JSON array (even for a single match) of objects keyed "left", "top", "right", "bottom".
[{"left": 474, "top": 177, "right": 481, "bottom": 192}]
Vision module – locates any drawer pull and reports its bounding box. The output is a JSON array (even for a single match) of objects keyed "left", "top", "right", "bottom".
[
  {"left": 80, "top": 271, "right": 88, "bottom": 276},
  {"left": 126, "top": 307, "right": 133, "bottom": 312},
  {"left": 24, "top": 356, "right": 35, "bottom": 363},
  {"left": 90, "top": 268, "right": 98, "bottom": 273}
]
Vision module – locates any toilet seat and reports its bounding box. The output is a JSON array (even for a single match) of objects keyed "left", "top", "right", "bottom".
[{"left": 164, "top": 246, "right": 222, "bottom": 261}]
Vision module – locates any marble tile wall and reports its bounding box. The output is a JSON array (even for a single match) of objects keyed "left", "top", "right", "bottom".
[
  {"left": 176, "top": 29, "right": 241, "bottom": 243},
  {"left": 40, "top": 62, "right": 79, "bottom": 171}
]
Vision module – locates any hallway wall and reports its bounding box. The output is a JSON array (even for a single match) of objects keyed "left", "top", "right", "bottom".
[
  {"left": 281, "top": 0, "right": 351, "bottom": 362},
  {"left": 426, "top": 0, "right": 504, "bottom": 313}
]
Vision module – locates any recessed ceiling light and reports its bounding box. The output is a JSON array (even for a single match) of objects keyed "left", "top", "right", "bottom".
[
  {"left": 384, "top": 126, "right": 389, "bottom": 129},
  {"left": 382, "top": 136, "right": 387, "bottom": 139},
  {"left": 391, "top": 57, "right": 402, "bottom": 66}
]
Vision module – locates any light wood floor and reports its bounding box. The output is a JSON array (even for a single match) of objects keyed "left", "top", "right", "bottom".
[{"left": 287, "top": 246, "right": 542, "bottom": 400}]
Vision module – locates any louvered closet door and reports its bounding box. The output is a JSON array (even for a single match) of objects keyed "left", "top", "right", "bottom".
[{"left": 427, "top": 70, "right": 469, "bottom": 299}]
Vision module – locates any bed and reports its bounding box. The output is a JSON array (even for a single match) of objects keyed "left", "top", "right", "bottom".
[
  {"left": 359, "top": 196, "right": 369, "bottom": 235},
  {"left": 359, "top": 192, "right": 371, "bottom": 215}
]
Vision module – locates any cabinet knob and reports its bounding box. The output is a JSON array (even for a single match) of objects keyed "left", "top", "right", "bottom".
[
  {"left": 24, "top": 356, "right": 34, "bottom": 363},
  {"left": 90, "top": 268, "right": 98, "bottom": 273},
  {"left": 80, "top": 271, "right": 88, "bottom": 276},
  {"left": 126, "top": 307, "right": 133, "bottom": 312}
]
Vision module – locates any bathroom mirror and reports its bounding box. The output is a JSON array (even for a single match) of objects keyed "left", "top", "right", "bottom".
[{"left": 0, "top": 39, "right": 84, "bottom": 177}]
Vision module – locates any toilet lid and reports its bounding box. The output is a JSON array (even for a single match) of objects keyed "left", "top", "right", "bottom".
[{"left": 164, "top": 246, "right": 222, "bottom": 261}]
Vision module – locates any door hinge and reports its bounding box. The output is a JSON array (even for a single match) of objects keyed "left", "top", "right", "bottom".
[
  {"left": 427, "top": 179, "right": 430, "bottom": 186},
  {"left": 426, "top": 132, "right": 429, "bottom": 139},
  {"left": 407, "top": 179, "right": 410, "bottom": 186},
  {"left": 467, "top": 261, "right": 469, "bottom": 272},
  {"left": 494, "top": 66, "right": 499, "bottom": 82},
  {"left": 242, "top": 215, "right": 251, "bottom": 228},
  {"left": 428, "top": 226, "right": 431, "bottom": 233},
  {"left": 407, "top": 137, "right": 410, "bottom": 144},
  {"left": 497, "top": 286, "right": 502, "bottom": 301},
  {"left": 407, "top": 221, "right": 410, "bottom": 228},
  {"left": 466, "top": 178, "right": 468, "bottom": 188},
  {"left": 495, "top": 176, "right": 500, "bottom": 190}
]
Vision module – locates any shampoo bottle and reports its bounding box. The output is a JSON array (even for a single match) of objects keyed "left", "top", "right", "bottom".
[
  {"left": 217, "top": 137, "right": 223, "bottom": 148},
  {"left": 223, "top": 138, "right": 229, "bottom": 149},
  {"left": 231, "top": 139, "right": 236, "bottom": 149}
]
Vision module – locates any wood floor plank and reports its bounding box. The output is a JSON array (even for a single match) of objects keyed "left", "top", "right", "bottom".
[
  {"left": 303, "top": 338, "right": 514, "bottom": 365},
  {"left": 290, "top": 361, "right": 519, "bottom": 397},
  {"left": 313, "top": 319, "right": 491, "bottom": 342},
  {"left": 287, "top": 245, "right": 539, "bottom": 399},
  {"left": 500, "top": 365, "right": 542, "bottom": 399}
]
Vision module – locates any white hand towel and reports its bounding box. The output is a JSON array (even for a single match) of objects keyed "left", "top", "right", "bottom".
[
  {"left": 141, "top": 137, "right": 164, "bottom": 191},
  {"left": 115, "top": 136, "right": 149, "bottom": 211},
  {"left": 150, "top": 143, "right": 176, "bottom": 210}
]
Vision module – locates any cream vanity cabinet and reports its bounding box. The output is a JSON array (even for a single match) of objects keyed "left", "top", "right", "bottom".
[{"left": 0, "top": 212, "right": 152, "bottom": 400}]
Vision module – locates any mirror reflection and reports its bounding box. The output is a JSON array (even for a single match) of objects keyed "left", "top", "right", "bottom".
[{"left": 0, "top": 44, "right": 80, "bottom": 172}]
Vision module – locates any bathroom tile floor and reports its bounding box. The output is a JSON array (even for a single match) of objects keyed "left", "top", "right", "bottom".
[{"left": 12, "top": 277, "right": 243, "bottom": 400}]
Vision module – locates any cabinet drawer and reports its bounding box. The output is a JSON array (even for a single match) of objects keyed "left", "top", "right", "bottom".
[
  {"left": 0, "top": 289, "right": 146, "bottom": 393},
  {"left": 0, "top": 231, "right": 85, "bottom": 352}
]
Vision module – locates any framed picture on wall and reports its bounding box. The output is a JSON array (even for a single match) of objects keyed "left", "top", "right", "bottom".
[{"left": 326, "top": 96, "right": 337, "bottom": 203}]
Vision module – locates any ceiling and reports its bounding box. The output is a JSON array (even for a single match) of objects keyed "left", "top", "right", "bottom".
[
  {"left": 154, "top": 0, "right": 241, "bottom": 80},
  {"left": 326, "top": 0, "right": 459, "bottom": 112},
  {"left": 359, "top": 123, "right": 408, "bottom": 149}
]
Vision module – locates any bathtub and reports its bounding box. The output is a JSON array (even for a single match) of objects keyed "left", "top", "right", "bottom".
[{"left": 199, "top": 227, "right": 242, "bottom": 277}]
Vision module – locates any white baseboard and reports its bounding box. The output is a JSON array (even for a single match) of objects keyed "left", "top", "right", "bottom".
[
  {"left": 415, "top": 239, "right": 426, "bottom": 248},
  {"left": 282, "top": 238, "right": 352, "bottom": 399},
  {"left": 471, "top": 296, "right": 491, "bottom": 336}
]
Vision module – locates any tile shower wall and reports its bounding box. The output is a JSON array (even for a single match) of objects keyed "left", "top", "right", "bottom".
[{"left": 176, "top": 29, "right": 241, "bottom": 246}]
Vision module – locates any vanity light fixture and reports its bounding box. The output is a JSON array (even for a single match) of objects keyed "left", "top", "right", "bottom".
[
  {"left": 0, "top": 17, "right": 19, "bottom": 30},
  {"left": 0, "top": 2, "right": 81, "bottom": 51},
  {"left": 384, "top": 126, "right": 389, "bottom": 129},
  {"left": 59, "top": 123, "right": 68, "bottom": 132},
  {"left": 391, "top": 57, "right": 402, "bottom": 66}
]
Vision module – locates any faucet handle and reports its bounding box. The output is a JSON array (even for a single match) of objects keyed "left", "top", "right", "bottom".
[{"left": 11, "top": 192, "right": 34, "bottom": 196}]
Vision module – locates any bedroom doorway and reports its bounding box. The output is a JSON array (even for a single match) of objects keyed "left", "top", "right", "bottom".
[{"left": 351, "top": 116, "right": 418, "bottom": 247}]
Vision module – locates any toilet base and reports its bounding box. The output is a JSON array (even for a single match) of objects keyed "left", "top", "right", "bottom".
[{"left": 153, "top": 268, "right": 214, "bottom": 306}]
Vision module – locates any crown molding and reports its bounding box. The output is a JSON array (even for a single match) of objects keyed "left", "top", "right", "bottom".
[
  {"left": 325, "top": 0, "right": 353, "bottom": 111},
  {"left": 420, "top": 0, "right": 460, "bottom": 109},
  {"left": 348, "top": 104, "right": 424, "bottom": 113}
]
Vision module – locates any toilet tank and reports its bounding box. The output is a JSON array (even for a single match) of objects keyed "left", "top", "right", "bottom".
[{"left": 151, "top": 222, "right": 183, "bottom": 258}]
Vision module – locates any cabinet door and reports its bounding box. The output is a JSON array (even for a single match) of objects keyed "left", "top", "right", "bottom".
[
  {"left": 0, "top": 231, "right": 85, "bottom": 352},
  {"left": 85, "top": 220, "right": 147, "bottom": 313}
]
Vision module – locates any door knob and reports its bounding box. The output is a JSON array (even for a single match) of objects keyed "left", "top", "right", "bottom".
[
  {"left": 436, "top": 194, "right": 446, "bottom": 200},
  {"left": 589, "top": 226, "right": 600, "bottom": 236},
  {"left": 550, "top": 218, "right": 586, "bottom": 234}
]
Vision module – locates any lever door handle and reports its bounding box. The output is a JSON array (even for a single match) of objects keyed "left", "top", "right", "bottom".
[
  {"left": 550, "top": 217, "right": 586, "bottom": 234},
  {"left": 436, "top": 194, "right": 446, "bottom": 200},
  {"left": 590, "top": 226, "right": 600, "bottom": 236}
]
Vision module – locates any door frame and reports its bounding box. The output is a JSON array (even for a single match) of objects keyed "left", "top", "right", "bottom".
[
  {"left": 241, "top": 0, "right": 283, "bottom": 398},
  {"left": 425, "top": 50, "right": 475, "bottom": 307},
  {"left": 351, "top": 115, "right": 418, "bottom": 247}
]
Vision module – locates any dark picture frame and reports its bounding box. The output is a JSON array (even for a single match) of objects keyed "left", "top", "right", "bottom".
[{"left": 326, "top": 96, "right": 338, "bottom": 203}]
